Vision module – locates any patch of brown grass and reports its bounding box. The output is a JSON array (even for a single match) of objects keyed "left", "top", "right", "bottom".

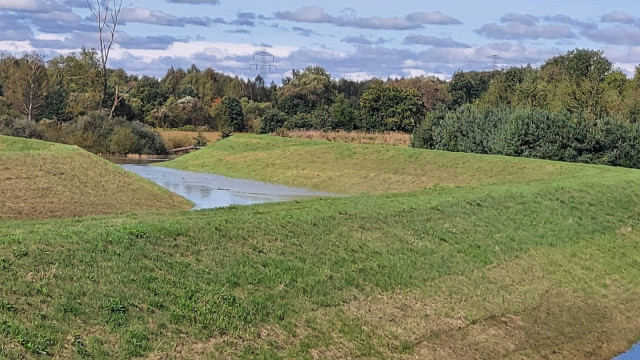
[
  {"left": 156, "top": 130, "right": 221, "bottom": 148},
  {"left": 281, "top": 130, "right": 411, "bottom": 147},
  {"left": 0, "top": 136, "right": 192, "bottom": 220}
]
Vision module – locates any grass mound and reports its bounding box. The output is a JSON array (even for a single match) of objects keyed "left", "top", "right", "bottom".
[
  {"left": 160, "top": 134, "right": 617, "bottom": 194},
  {"left": 1, "top": 135, "right": 639, "bottom": 359},
  {"left": 0, "top": 136, "right": 191, "bottom": 220}
]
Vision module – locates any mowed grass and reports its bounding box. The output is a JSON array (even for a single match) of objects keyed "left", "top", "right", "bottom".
[
  {"left": 2, "top": 134, "right": 640, "bottom": 359},
  {"left": 1, "top": 173, "right": 640, "bottom": 359},
  {"left": 160, "top": 134, "right": 617, "bottom": 194},
  {"left": 0, "top": 136, "right": 192, "bottom": 220}
]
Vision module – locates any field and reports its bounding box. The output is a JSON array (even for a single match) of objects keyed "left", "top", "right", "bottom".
[
  {"left": 1, "top": 134, "right": 639, "bottom": 359},
  {"left": 0, "top": 136, "right": 192, "bottom": 220},
  {"left": 161, "top": 134, "right": 614, "bottom": 194},
  {"left": 281, "top": 130, "right": 411, "bottom": 147},
  {"left": 155, "top": 129, "right": 221, "bottom": 149}
]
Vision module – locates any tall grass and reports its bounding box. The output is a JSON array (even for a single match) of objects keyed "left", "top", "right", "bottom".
[{"left": 281, "top": 129, "right": 411, "bottom": 147}]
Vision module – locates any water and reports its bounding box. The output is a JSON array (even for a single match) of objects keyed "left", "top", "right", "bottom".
[
  {"left": 120, "top": 164, "right": 338, "bottom": 210},
  {"left": 102, "top": 155, "right": 172, "bottom": 165},
  {"left": 614, "top": 343, "right": 640, "bottom": 360}
]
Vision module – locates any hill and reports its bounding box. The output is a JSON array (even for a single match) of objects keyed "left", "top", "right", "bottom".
[
  {"left": 160, "top": 134, "right": 621, "bottom": 194},
  {"left": 0, "top": 135, "right": 639, "bottom": 359},
  {"left": 0, "top": 135, "right": 191, "bottom": 220}
]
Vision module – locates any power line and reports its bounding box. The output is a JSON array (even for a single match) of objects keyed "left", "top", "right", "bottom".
[
  {"left": 250, "top": 43, "right": 277, "bottom": 75},
  {"left": 483, "top": 55, "right": 502, "bottom": 71}
]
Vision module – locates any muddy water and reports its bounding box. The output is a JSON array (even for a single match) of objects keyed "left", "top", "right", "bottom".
[
  {"left": 614, "top": 343, "right": 640, "bottom": 359},
  {"left": 120, "top": 164, "right": 338, "bottom": 210}
]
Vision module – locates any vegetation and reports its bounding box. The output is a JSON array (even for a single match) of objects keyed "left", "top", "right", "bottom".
[
  {"left": 2, "top": 48, "right": 639, "bottom": 168},
  {"left": 0, "top": 135, "right": 191, "bottom": 220},
  {"left": 1, "top": 136, "right": 640, "bottom": 358},
  {"left": 160, "top": 134, "right": 613, "bottom": 195},
  {"left": 156, "top": 129, "right": 221, "bottom": 149},
  {"left": 282, "top": 129, "right": 411, "bottom": 147}
]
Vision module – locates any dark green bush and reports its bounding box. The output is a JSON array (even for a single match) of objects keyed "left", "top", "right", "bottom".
[
  {"left": 412, "top": 104, "right": 640, "bottom": 169},
  {"left": 259, "top": 109, "right": 289, "bottom": 134}
]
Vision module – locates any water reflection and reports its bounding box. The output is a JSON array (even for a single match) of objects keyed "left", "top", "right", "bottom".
[
  {"left": 120, "top": 164, "right": 337, "bottom": 210},
  {"left": 103, "top": 155, "right": 172, "bottom": 165}
]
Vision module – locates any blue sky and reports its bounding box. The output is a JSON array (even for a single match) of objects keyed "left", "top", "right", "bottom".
[{"left": 0, "top": 0, "right": 638, "bottom": 81}]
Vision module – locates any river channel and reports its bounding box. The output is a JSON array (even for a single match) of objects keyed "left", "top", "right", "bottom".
[{"left": 119, "top": 163, "right": 337, "bottom": 210}]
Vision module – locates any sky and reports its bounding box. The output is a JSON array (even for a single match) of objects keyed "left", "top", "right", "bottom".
[{"left": 0, "top": 0, "right": 638, "bottom": 82}]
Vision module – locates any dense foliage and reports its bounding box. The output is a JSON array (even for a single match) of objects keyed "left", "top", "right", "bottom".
[{"left": 1, "top": 48, "right": 639, "bottom": 164}]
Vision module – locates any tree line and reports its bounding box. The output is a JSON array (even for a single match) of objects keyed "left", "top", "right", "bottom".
[{"left": 1, "top": 48, "right": 639, "bottom": 166}]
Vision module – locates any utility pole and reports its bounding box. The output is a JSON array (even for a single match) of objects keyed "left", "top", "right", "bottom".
[
  {"left": 250, "top": 43, "right": 277, "bottom": 75},
  {"left": 484, "top": 55, "right": 502, "bottom": 71}
]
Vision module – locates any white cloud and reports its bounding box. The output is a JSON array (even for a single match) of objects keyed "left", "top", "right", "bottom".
[
  {"left": 35, "top": 33, "right": 66, "bottom": 41},
  {"left": 340, "top": 71, "right": 376, "bottom": 81},
  {"left": 0, "top": 40, "right": 35, "bottom": 52}
]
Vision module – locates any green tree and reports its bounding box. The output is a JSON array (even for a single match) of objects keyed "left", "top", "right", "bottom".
[
  {"left": 447, "top": 70, "right": 500, "bottom": 108},
  {"left": 360, "top": 82, "right": 425, "bottom": 132},
  {"left": 47, "top": 49, "right": 102, "bottom": 118},
  {"left": 3, "top": 53, "right": 48, "bottom": 122},
  {"left": 278, "top": 66, "right": 336, "bottom": 116}
]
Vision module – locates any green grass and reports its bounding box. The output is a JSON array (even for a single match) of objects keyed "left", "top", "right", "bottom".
[
  {"left": 1, "top": 134, "right": 640, "bottom": 358},
  {"left": 159, "top": 134, "right": 617, "bottom": 194},
  {"left": 0, "top": 135, "right": 192, "bottom": 220}
]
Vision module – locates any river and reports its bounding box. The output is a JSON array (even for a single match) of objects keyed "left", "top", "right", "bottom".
[
  {"left": 120, "top": 163, "right": 338, "bottom": 210},
  {"left": 614, "top": 343, "right": 640, "bottom": 360}
]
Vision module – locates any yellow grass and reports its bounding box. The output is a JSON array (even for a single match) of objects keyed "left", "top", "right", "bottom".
[
  {"left": 156, "top": 129, "right": 221, "bottom": 149},
  {"left": 280, "top": 130, "right": 411, "bottom": 147},
  {"left": 0, "top": 135, "right": 192, "bottom": 220}
]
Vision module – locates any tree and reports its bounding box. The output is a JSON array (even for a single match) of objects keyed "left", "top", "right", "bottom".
[
  {"left": 87, "top": 0, "right": 123, "bottom": 110},
  {"left": 278, "top": 66, "right": 336, "bottom": 115},
  {"left": 47, "top": 49, "right": 102, "bottom": 118},
  {"left": 447, "top": 70, "right": 500, "bottom": 109},
  {"left": 212, "top": 96, "right": 245, "bottom": 133},
  {"left": 3, "top": 53, "right": 48, "bottom": 122},
  {"left": 360, "top": 82, "right": 425, "bottom": 132}
]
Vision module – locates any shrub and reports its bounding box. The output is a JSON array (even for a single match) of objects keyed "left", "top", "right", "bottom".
[
  {"left": 412, "top": 104, "right": 640, "bottom": 169},
  {"left": 109, "top": 127, "right": 139, "bottom": 155},
  {"left": 259, "top": 109, "right": 289, "bottom": 134},
  {"left": 0, "top": 117, "right": 44, "bottom": 139}
]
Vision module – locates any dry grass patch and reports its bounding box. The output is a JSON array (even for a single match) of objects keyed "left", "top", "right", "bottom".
[
  {"left": 281, "top": 130, "right": 411, "bottom": 147},
  {"left": 0, "top": 136, "right": 191, "bottom": 220},
  {"left": 156, "top": 130, "right": 221, "bottom": 148}
]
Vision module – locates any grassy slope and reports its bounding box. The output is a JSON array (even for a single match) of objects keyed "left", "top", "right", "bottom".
[
  {"left": 159, "top": 134, "right": 613, "bottom": 194},
  {"left": 0, "top": 136, "right": 191, "bottom": 220},
  {"left": 1, "top": 135, "right": 640, "bottom": 359}
]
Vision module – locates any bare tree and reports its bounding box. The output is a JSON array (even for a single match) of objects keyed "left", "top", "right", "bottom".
[
  {"left": 87, "top": 0, "right": 123, "bottom": 111},
  {"left": 4, "top": 53, "right": 48, "bottom": 123}
]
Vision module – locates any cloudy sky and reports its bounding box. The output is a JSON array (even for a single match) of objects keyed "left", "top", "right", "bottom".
[{"left": 0, "top": 0, "right": 638, "bottom": 81}]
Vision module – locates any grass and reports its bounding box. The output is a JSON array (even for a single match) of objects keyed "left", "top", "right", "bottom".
[
  {"left": 156, "top": 129, "right": 221, "bottom": 149},
  {"left": 1, "top": 134, "right": 640, "bottom": 358},
  {"left": 160, "top": 134, "right": 617, "bottom": 194},
  {"left": 0, "top": 135, "right": 192, "bottom": 220},
  {"left": 281, "top": 129, "right": 411, "bottom": 147}
]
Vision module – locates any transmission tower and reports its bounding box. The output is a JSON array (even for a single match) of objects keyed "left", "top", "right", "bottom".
[
  {"left": 483, "top": 55, "right": 502, "bottom": 71},
  {"left": 251, "top": 43, "right": 277, "bottom": 75}
]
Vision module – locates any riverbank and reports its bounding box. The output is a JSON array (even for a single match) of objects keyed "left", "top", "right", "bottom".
[
  {"left": 0, "top": 136, "right": 191, "bottom": 220},
  {"left": 2, "top": 169, "right": 640, "bottom": 358},
  {"left": 2, "top": 135, "right": 640, "bottom": 358}
]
